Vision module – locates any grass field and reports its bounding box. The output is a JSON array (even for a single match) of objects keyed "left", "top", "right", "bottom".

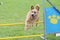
[{"left": 0, "top": 0, "right": 60, "bottom": 40}]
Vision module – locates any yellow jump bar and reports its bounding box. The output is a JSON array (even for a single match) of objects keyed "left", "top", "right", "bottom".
[
  {"left": 0, "top": 21, "right": 43, "bottom": 26},
  {"left": 0, "top": 34, "right": 44, "bottom": 40}
]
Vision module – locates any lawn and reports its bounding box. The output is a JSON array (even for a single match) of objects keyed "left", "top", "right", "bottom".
[
  {"left": 0, "top": 0, "right": 60, "bottom": 40},
  {"left": 0, "top": 0, "right": 44, "bottom": 40}
]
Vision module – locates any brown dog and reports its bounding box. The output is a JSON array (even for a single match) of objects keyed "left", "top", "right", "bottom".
[{"left": 25, "top": 4, "right": 40, "bottom": 30}]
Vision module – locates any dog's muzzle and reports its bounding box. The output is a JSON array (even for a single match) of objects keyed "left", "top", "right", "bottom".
[
  {"left": 32, "top": 14, "right": 34, "bottom": 17},
  {"left": 31, "top": 13, "right": 35, "bottom": 17}
]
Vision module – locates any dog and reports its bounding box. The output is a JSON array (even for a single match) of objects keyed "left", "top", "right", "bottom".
[{"left": 25, "top": 4, "right": 40, "bottom": 30}]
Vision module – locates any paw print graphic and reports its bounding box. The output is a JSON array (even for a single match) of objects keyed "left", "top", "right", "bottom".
[{"left": 48, "top": 15, "right": 60, "bottom": 24}]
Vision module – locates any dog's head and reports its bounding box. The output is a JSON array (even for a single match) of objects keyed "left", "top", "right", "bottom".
[{"left": 30, "top": 4, "right": 40, "bottom": 17}]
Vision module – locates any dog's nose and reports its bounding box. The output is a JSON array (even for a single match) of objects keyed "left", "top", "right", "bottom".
[{"left": 32, "top": 14, "right": 34, "bottom": 16}]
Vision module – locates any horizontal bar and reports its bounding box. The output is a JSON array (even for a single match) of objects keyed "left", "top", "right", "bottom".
[
  {"left": 0, "top": 34, "right": 44, "bottom": 39},
  {"left": 0, "top": 21, "right": 43, "bottom": 26}
]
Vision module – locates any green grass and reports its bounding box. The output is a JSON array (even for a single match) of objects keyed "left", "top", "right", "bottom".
[
  {"left": 0, "top": 0, "right": 44, "bottom": 40},
  {"left": 0, "top": 0, "right": 60, "bottom": 40}
]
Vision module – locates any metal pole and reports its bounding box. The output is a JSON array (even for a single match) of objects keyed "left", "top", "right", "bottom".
[{"left": 42, "top": 0, "right": 47, "bottom": 40}]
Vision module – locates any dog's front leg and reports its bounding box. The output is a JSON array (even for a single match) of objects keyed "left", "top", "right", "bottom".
[
  {"left": 31, "top": 22, "right": 34, "bottom": 27},
  {"left": 25, "top": 23, "right": 31, "bottom": 30},
  {"left": 36, "top": 18, "right": 39, "bottom": 27}
]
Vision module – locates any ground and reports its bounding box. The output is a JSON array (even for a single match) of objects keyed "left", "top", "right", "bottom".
[{"left": 0, "top": 0, "right": 60, "bottom": 40}]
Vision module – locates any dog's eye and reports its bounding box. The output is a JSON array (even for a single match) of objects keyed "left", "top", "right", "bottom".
[
  {"left": 32, "top": 11, "right": 34, "bottom": 13},
  {"left": 34, "top": 12, "right": 36, "bottom": 14}
]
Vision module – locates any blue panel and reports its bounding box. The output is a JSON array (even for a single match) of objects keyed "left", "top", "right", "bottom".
[{"left": 45, "top": 7, "right": 60, "bottom": 34}]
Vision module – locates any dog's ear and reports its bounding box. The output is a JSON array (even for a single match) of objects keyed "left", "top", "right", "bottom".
[
  {"left": 31, "top": 5, "right": 34, "bottom": 10},
  {"left": 36, "top": 4, "right": 40, "bottom": 11}
]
